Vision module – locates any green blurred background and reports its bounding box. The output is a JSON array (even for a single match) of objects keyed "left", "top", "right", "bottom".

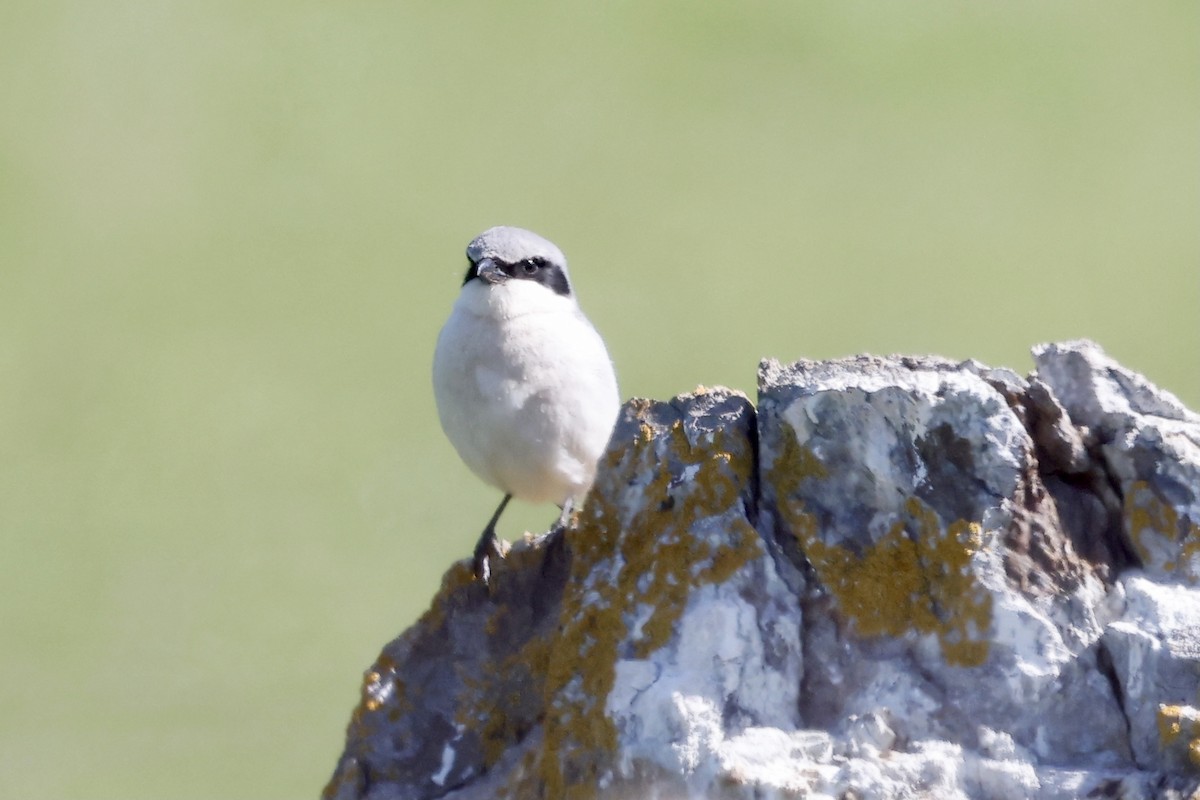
[{"left": 2, "top": 2, "right": 1196, "bottom": 797}]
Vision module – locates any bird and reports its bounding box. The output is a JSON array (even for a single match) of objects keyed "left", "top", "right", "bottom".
[{"left": 432, "top": 226, "right": 621, "bottom": 583}]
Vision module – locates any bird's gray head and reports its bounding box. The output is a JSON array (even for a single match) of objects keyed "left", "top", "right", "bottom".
[{"left": 463, "top": 226, "right": 572, "bottom": 297}]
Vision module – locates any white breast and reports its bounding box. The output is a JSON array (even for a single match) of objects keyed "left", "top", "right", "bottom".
[{"left": 432, "top": 281, "right": 620, "bottom": 506}]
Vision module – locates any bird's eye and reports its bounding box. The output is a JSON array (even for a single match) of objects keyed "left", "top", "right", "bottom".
[{"left": 521, "top": 260, "right": 539, "bottom": 275}]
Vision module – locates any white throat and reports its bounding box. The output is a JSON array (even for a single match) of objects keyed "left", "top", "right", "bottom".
[{"left": 456, "top": 279, "right": 578, "bottom": 320}]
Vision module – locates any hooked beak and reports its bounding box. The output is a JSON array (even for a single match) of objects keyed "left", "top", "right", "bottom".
[{"left": 475, "top": 257, "right": 506, "bottom": 284}]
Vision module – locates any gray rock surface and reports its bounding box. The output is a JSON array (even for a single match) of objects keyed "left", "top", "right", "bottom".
[{"left": 325, "top": 340, "right": 1200, "bottom": 800}]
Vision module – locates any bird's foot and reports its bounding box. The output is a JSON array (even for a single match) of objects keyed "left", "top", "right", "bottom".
[
  {"left": 472, "top": 531, "right": 505, "bottom": 585},
  {"left": 471, "top": 494, "right": 513, "bottom": 586},
  {"left": 551, "top": 499, "right": 578, "bottom": 534}
]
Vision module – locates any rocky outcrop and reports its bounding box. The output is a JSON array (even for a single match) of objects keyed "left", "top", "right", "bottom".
[{"left": 324, "top": 340, "right": 1200, "bottom": 800}]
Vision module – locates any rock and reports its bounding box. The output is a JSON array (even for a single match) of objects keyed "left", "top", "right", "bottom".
[
  {"left": 325, "top": 389, "right": 802, "bottom": 799},
  {"left": 324, "top": 341, "right": 1200, "bottom": 799},
  {"left": 1102, "top": 576, "right": 1200, "bottom": 775},
  {"left": 1034, "top": 340, "right": 1200, "bottom": 584},
  {"left": 756, "top": 353, "right": 1128, "bottom": 768}
]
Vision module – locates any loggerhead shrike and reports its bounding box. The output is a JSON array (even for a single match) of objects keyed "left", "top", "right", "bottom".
[{"left": 432, "top": 226, "right": 621, "bottom": 583}]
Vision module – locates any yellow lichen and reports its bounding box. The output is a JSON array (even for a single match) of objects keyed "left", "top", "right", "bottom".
[
  {"left": 484, "top": 603, "right": 509, "bottom": 638},
  {"left": 1127, "top": 481, "right": 1177, "bottom": 564},
  {"left": 766, "top": 424, "right": 992, "bottom": 668},
  {"left": 451, "top": 547, "right": 564, "bottom": 769},
  {"left": 501, "top": 414, "right": 763, "bottom": 798},
  {"left": 362, "top": 671, "right": 384, "bottom": 712},
  {"left": 1159, "top": 704, "right": 1186, "bottom": 744},
  {"left": 1156, "top": 704, "right": 1200, "bottom": 771},
  {"left": 415, "top": 562, "right": 477, "bottom": 632},
  {"left": 767, "top": 417, "right": 829, "bottom": 484},
  {"left": 346, "top": 652, "right": 406, "bottom": 732},
  {"left": 1125, "top": 480, "right": 1200, "bottom": 582},
  {"left": 332, "top": 402, "right": 770, "bottom": 799},
  {"left": 460, "top": 634, "right": 553, "bottom": 768}
]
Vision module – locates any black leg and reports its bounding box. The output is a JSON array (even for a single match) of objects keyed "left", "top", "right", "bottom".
[{"left": 473, "top": 494, "right": 512, "bottom": 584}]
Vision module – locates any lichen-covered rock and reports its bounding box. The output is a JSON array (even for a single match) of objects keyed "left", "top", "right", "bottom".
[
  {"left": 756, "top": 354, "right": 1129, "bottom": 767},
  {"left": 325, "top": 342, "right": 1200, "bottom": 800},
  {"left": 324, "top": 388, "right": 802, "bottom": 800},
  {"left": 1035, "top": 339, "right": 1200, "bottom": 584},
  {"left": 517, "top": 389, "right": 803, "bottom": 800},
  {"left": 1103, "top": 576, "right": 1200, "bottom": 775}
]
